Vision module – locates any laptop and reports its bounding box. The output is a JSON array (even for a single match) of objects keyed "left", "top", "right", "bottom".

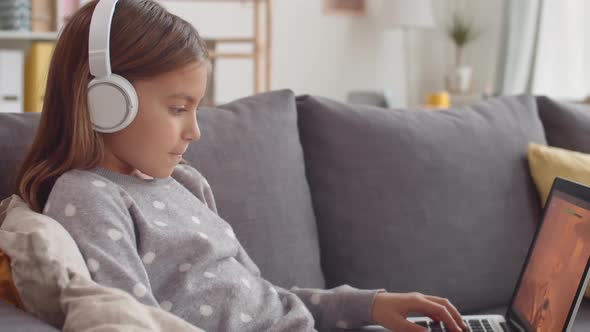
[{"left": 407, "top": 177, "right": 590, "bottom": 332}]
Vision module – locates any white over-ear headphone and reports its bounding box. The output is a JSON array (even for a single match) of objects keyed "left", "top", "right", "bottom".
[{"left": 87, "top": 0, "right": 138, "bottom": 133}]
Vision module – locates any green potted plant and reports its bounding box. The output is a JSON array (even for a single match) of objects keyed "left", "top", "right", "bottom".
[{"left": 446, "top": 13, "right": 480, "bottom": 93}]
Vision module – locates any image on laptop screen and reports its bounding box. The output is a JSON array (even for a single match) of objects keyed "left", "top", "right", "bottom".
[{"left": 512, "top": 189, "right": 590, "bottom": 331}]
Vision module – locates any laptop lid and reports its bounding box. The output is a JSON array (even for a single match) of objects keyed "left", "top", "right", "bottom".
[{"left": 505, "top": 177, "right": 590, "bottom": 332}]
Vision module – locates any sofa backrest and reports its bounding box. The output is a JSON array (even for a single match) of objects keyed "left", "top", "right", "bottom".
[
  {"left": 3, "top": 92, "right": 588, "bottom": 311},
  {"left": 536, "top": 96, "right": 590, "bottom": 154}
]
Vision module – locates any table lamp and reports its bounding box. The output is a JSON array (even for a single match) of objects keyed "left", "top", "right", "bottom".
[{"left": 382, "top": 0, "right": 434, "bottom": 107}]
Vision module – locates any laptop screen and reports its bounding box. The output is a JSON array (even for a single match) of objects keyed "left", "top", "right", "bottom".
[{"left": 511, "top": 189, "right": 590, "bottom": 331}]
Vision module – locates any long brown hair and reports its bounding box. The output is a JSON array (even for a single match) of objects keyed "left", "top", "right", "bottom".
[{"left": 16, "top": 0, "right": 209, "bottom": 213}]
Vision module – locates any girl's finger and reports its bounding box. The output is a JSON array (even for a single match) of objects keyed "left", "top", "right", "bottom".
[
  {"left": 413, "top": 297, "right": 463, "bottom": 332},
  {"left": 425, "top": 296, "right": 468, "bottom": 331}
]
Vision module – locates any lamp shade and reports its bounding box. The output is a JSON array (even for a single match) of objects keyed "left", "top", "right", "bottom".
[{"left": 383, "top": 0, "right": 435, "bottom": 29}]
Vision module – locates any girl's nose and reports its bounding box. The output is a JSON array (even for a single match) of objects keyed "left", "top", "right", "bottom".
[{"left": 184, "top": 116, "right": 200, "bottom": 141}]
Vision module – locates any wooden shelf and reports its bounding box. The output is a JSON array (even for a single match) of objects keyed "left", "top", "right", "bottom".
[
  {"left": 210, "top": 37, "right": 256, "bottom": 44},
  {"left": 0, "top": 0, "right": 273, "bottom": 108},
  {"left": 0, "top": 31, "right": 260, "bottom": 44},
  {"left": 0, "top": 31, "right": 59, "bottom": 41},
  {"left": 209, "top": 51, "right": 256, "bottom": 59},
  {"left": 0, "top": 31, "right": 257, "bottom": 44}
]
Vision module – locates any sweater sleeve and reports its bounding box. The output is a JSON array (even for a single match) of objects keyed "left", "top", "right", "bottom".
[
  {"left": 215, "top": 223, "right": 384, "bottom": 330},
  {"left": 234, "top": 240, "right": 383, "bottom": 329},
  {"left": 231, "top": 239, "right": 385, "bottom": 330},
  {"left": 44, "top": 171, "right": 160, "bottom": 308},
  {"left": 287, "top": 285, "right": 385, "bottom": 330}
]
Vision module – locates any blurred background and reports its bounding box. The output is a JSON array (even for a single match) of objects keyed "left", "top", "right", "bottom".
[{"left": 0, "top": 0, "right": 587, "bottom": 112}]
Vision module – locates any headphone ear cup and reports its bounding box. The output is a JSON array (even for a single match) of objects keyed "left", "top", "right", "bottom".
[{"left": 88, "top": 74, "right": 138, "bottom": 133}]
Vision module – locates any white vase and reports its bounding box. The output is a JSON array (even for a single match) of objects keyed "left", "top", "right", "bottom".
[{"left": 446, "top": 66, "right": 472, "bottom": 93}]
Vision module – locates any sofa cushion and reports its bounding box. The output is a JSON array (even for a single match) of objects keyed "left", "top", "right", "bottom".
[
  {"left": 184, "top": 90, "right": 325, "bottom": 289},
  {"left": 0, "top": 300, "right": 59, "bottom": 332},
  {"left": 296, "top": 94, "right": 546, "bottom": 313},
  {"left": 536, "top": 96, "right": 590, "bottom": 154},
  {"left": 0, "top": 113, "right": 40, "bottom": 201}
]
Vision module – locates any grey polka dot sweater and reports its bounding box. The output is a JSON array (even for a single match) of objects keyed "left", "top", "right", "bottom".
[{"left": 44, "top": 164, "right": 383, "bottom": 331}]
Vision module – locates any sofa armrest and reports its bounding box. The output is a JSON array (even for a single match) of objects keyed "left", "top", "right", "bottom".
[{"left": 0, "top": 301, "right": 59, "bottom": 332}]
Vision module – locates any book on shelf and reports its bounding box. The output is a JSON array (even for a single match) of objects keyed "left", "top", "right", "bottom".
[
  {"left": 0, "top": 49, "right": 24, "bottom": 113},
  {"left": 31, "top": 0, "right": 55, "bottom": 32},
  {"left": 0, "top": 0, "right": 32, "bottom": 31},
  {"left": 0, "top": 0, "right": 83, "bottom": 33},
  {"left": 25, "top": 41, "right": 54, "bottom": 113}
]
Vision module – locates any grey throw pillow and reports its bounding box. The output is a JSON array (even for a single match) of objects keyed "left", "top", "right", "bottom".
[
  {"left": 184, "top": 90, "right": 325, "bottom": 289},
  {"left": 536, "top": 96, "right": 590, "bottom": 154},
  {"left": 296, "top": 94, "right": 547, "bottom": 313}
]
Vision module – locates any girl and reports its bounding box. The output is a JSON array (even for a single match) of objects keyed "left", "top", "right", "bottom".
[{"left": 15, "top": 1, "right": 468, "bottom": 331}]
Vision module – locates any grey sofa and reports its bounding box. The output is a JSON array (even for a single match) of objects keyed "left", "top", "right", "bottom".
[{"left": 1, "top": 91, "right": 590, "bottom": 331}]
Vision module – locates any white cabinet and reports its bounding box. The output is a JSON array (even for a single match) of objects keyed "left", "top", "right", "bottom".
[{"left": 0, "top": 49, "right": 24, "bottom": 113}]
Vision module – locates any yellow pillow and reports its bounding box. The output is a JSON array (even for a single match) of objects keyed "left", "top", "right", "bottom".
[
  {"left": 0, "top": 250, "right": 24, "bottom": 309},
  {"left": 527, "top": 143, "right": 590, "bottom": 298}
]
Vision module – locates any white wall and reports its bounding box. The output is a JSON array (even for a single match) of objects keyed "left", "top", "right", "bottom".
[
  {"left": 271, "top": 0, "right": 382, "bottom": 102},
  {"left": 161, "top": 0, "right": 504, "bottom": 106}
]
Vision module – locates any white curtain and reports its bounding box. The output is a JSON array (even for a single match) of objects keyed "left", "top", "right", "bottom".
[
  {"left": 495, "top": 0, "right": 542, "bottom": 95},
  {"left": 496, "top": 0, "right": 590, "bottom": 100},
  {"left": 531, "top": 0, "right": 590, "bottom": 100}
]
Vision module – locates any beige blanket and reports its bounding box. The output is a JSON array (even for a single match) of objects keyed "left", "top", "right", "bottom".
[
  {"left": 0, "top": 195, "right": 205, "bottom": 331},
  {"left": 62, "top": 272, "right": 205, "bottom": 332}
]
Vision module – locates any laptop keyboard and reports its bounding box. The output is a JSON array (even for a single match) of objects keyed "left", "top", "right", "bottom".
[{"left": 414, "top": 319, "right": 495, "bottom": 332}]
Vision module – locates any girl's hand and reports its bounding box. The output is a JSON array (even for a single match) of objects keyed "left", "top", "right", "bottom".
[{"left": 371, "top": 292, "right": 469, "bottom": 332}]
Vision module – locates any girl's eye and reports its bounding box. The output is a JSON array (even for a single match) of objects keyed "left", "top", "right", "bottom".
[{"left": 170, "top": 107, "right": 187, "bottom": 115}]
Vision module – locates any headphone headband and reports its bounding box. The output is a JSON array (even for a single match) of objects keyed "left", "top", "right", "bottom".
[
  {"left": 88, "top": 0, "right": 119, "bottom": 78},
  {"left": 87, "top": 0, "right": 139, "bottom": 133}
]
